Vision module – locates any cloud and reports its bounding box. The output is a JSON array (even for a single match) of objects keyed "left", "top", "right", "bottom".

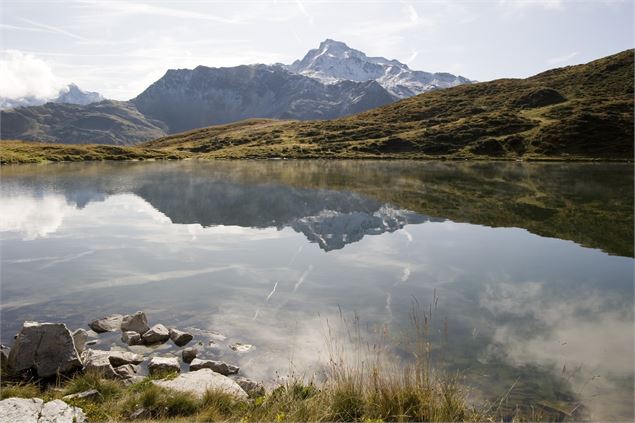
[
  {"left": 0, "top": 50, "right": 65, "bottom": 99},
  {"left": 498, "top": 0, "right": 564, "bottom": 10},
  {"left": 546, "top": 51, "right": 579, "bottom": 65},
  {"left": 0, "top": 194, "right": 77, "bottom": 239}
]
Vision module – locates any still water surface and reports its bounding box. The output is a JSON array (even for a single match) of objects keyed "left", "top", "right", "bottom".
[{"left": 0, "top": 161, "right": 633, "bottom": 421}]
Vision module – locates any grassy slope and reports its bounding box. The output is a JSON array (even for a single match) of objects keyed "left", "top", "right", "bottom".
[{"left": 144, "top": 49, "right": 634, "bottom": 160}]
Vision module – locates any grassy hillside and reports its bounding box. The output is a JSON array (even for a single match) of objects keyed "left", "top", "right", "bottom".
[{"left": 144, "top": 49, "right": 633, "bottom": 160}]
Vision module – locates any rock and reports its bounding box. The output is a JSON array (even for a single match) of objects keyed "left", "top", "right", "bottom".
[
  {"left": 169, "top": 328, "right": 193, "bottom": 347},
  {"left": 153, "top": 368, "right": 247, "bottom": 399},
  {"left": 85, "top": 340, "right": 98, "bottom": 347},
  {"left": 88, "top": 314, "right": 123, "bottom": 333},
  {"left": 107, "top": 350, "right": 144, "bottom": 367},
  {"left": 121, "top": 331, "right": 142, "bottom": 346},
  {"left": 63, "top": 389, "right": 99, "bottom": 400},
  {"left": 233, "top": 376, "right": 265, "bottom": 398},
  {"left": 114, "top": 364, "right": 138, "bottom": 379},
  {"left": 0, "top": 397, "right": 86, "bottom": 423},
  {"left": 72, "top": 329, "right": 88, "bottom": 354},
  {"left": 181, "top": 347, "right": 198, "bottom": 364},
  {"left": 121, "top": 311, "right": 150, "bottom": 335},
  {"left": 147, "top": 356, "right": 180, "bottom": 376},
  {"left": 8, "top": 322, "right": 82, "bottom": 378},
  {"left": 229, "top": 342, "right": 253, "bottom": 352},
  {"left": 0, "top": 344, "right": 10, "bottom": 371},
  {"left": 129, "top": 407, "right": 150, "bottom": 419},
  {"left": 189, "top": 358, "right": 239, "bottom": 375},
  {"left": 82, "top": 349, "right": 118, "bottom": 379},
  {"left": 142, "top": 324, "right": 170, "bottom": 345}
]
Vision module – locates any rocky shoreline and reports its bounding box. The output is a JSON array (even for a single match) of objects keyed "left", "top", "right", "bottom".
[{"left": 0, "top": 311, "right": 264, "bottom": 422}]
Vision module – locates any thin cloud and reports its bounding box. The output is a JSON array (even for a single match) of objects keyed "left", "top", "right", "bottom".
[
  {"left": 547, "top": 51, "right": 579, "bottom": 65},
  {"left": 17, "top": 17, "right": 88, "bottom": 41}
]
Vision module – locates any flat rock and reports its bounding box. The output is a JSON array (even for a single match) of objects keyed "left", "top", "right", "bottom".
[
  {"left": 88, "top": 314, "right": 123, "bottom": 333},
  {"left": 8, "top": 322, "right": 82, "bottom": 378},
  {"left": 121, "top": 312, "right": 150, "bottom": 335},
  {"left": 233, "top": 376, "right": 265, "bottom": 398},
  {"left": 142, "top": 324, "right": 170, "bottom": 345},
  {"left": 72, "top": 329, "right": 88, "bottom": 354},
  {"left": 147, "top": 356, "right": 180, "bottom": 376},
  {"left": 107, "top": 350, "right": 143, "bottom": 367},
  {"left": 62, "top": 389, "right": 99, "bottom": 401},
  {"left": 0, "top": 397, "right": 86, "bottom": 423},
  {"left": 181, "top": 347, "right": 197, "bottom": 364},
  {"left": 169, "top": 328, "right": 193, "bottom": 347},
  {"left": 121, "top": 331, "right": 142, "bottom": 346},
  {"left": 190, "top": 358, "right": 239, "bottom": 375},
  {"left": 153, "top": 368, "right": 247, "bottom": 399}
]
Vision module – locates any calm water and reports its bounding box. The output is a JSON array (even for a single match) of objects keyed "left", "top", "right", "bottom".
[{"left": 1, "top": 161, "right": 633, "bottom": 421}]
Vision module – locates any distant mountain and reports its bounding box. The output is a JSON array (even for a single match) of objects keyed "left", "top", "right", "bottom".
[
  {"left": 0, "top": 83, "right": 104, "bottom": 110},
  {"left": 286, "top": 39, "right": 471, "bottom": 98},
  {"left": 0, "top": 100, "right": 166, "bottom": 145},
  {"left": 131, "top": 64, "right": 395, "bottom": 133}
]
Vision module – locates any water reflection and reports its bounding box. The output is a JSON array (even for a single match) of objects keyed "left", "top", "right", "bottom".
[{"left": 0, "top": 161, "right": 632, "bottom": 421}]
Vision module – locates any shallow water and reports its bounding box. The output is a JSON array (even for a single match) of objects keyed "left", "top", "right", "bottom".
[{"left": 1, "top": 160, "right": 633, "bottom": 421}]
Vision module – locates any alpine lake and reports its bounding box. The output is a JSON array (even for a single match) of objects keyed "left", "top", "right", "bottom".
[{"left": 1, "top": 160, "right": 632, "bottom": 421}]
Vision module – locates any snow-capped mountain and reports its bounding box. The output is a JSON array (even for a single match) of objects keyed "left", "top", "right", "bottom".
[
  {"left": 0, "top": 83, "right": 104, "bottom": 110},
  {"left": 286, "top": 39, "right": 471, "bottom": 98}
]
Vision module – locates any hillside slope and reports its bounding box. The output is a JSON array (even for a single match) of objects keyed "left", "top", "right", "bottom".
[{"left": 145, "top": 49, "right": 633, "bottom": 160}]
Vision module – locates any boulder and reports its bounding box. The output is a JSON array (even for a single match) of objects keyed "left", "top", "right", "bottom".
[
  {"left": 82, "top": 349, "right": 118, "bottom": 379},
  {"left": 8, "top": 322, "right": 82, "bottom": 378},
  {"left": 121, "top": 331, "right": 142, "bottom": 346},
  {"left": 88, "top": 314, "right": 123, "bottom": 333},
  {"left": 153, "top": 368, "right": 247, "bottom": 399},
  {"left": 72, "top": 329, "right": 88, "bottom": 354},
  {"left": 0, "top": 397, "right": 86, "bottom": 423},
  {"left": 107, "top": 350, "right": 143, "bottom": 367},
  {"left": 0, "top": 344, "right": 10, "bottom": 371},
  {"left": 233, "top": 376, "right": 265, "bottom": 398},
  {"left": 142, "top": 324, "right": 170, "bottom": 345},
  {"left": 114, "top": 364, "right": 138, "bottom": 379},
  {"left": 147, "top": 356, "right": 180, "bottom": 376},
  {"left": 189, "top": 358, "right": 239, "bottom": 375},
  {"left": 63, "top": 389, "right": 99, "bottom": 401},
  {"left": 120, "top": 312, "right": 150, "bottom": 335},
  {"left": 181, "top": 347, "right": 198, "bottom": 364},
  {"left": 169, "top": 328, "right": 193, "bottom": 347}
]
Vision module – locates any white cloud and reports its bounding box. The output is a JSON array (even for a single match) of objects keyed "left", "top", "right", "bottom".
[
  {"left": 547, "top": 51, "right": 579, "bottom": 65},
  {"left": 0, "top": 195, "right": 77, "bottom": 239},
  {"left": 0, "top": 50, "right": 65, "bottom": 99}
]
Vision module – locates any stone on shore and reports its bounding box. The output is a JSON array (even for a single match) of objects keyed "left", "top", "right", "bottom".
[
  {"left": 142, "top": 324, "right": 170, "bottom": 345},
  {"left": 190, "top": 358, "right": 239, "bottom": 375},
  {"left": 114, "top": 364, "right": 138, "bottom": 379},
  {"left": 121, "top": 331, "right": 142, "bottom": 346},
  {"left": 169, "top": 328, "right": 193, "bottom": 347},
  {"left": 147, "top": 356, "right": 180, "bottom": 376},
  {"left": 0, "top": 397, "right": 86, "bottom": 423},
  {"left": 8, "top": 322, "right": 82, "bottom": 378},
  {"left": 72, "top": 329, "right": 88, "bottom": 354},
  {"left": 233, "top": 376, "right": 266, "bottom": 398},
  {"left": 82, "top": 350, "right": 118, "bottom": 379},
  {"left": 181, "top": 347, "right": 198, "bottom": 364},
  {"left": 153, "top": 369, "right": 247, "bottom": 399},
  {"left": 107, "top": 350, "right": 143, "bottom": 367},
  {"left": 120, "top": 312, "right": 150, "bottom": 335},
  {"left": 88, "top": 314, "right": 123, "bottom": 333}
]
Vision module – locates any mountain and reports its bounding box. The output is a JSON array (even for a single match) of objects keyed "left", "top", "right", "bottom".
[
  {"left": 0, "top": 83, "right": 104, "bottom": 110},
  {"left": 0, "top": 100, "right": 167, "bottom": 145},
  {"left": 131, "top": 64, "right": 395, "bottom": 133},
  {"left": 144, "top": 49, "right": 633, "bottom": 160},
  {"left": 286, "top": 39, "right": 471, "bottom": 98}
]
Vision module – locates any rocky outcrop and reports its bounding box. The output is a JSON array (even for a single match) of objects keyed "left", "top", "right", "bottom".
[
  {"left": 148, "top": 356, "right": 180, "bottom": 376},
  {"left": 121, "top": 312, "right": 150, "bottom": 335},
  {"left": 88, "top": 314, "right": 123, "bottom": 333},
  {"left": 0, "top": 397, "right": 86, "bottom": 423},
  {"left": 142, "top": 324, "right": 170, "bottom": 345},
  {"left": 190, "top": 358, "right": 238, "bottom": 375},
  {"left": 153, "top": 369, "right": 247, "bottom": 399},
  {"left": 169, "top": 328, "right": 193, "bottom": 347},
  {"left": 7, "top": 322, "right": 82, "bottom": 378}
]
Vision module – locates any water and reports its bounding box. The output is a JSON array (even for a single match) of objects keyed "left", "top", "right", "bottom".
[{"left": 1, "top": 160, "right": 632, "bottom": 421}]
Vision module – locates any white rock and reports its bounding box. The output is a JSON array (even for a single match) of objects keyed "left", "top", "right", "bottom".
[
  {"left": 39, "top": 399, "right": 86, "bottom": 423},
  {"left": 147, "top": 356, "right": 180, "bottom": 376},
  {"left": 190, "top": 358, "right": 238, "bottom": 375},
  {"left": 8, "top": 322, "right": 82, "bottom": 378},
  {"left": 82, "top": 349, "right": 117, "bottom": 379},
  {"left": 107, "top": 350, "right": 143, "bottom": 367},
  {"left": 88, "top": 314, "right": 123, "bottom": 333},
  {"left": 0, "top": 397, "right": 86, "bottom": 423},
  {"left": 229, "top": 342, "right": 253, "bottom": 353},
  {"left": 169, "top": 328, "right": 193, "bottom": 347},
  {"left": 62, "top": 389, "right": 99, "bottom": 400},
  {"left": 142, "top": 324, "right": 170, "bottom": 345},
  {"left": 121, "top": 312, "right": 150, "bottom": 335},
  {"left": 153, "top": 368, "right": 247, "bottom": 399}
]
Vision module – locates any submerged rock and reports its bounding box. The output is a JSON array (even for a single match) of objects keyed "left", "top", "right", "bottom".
[
  {"left": 190, "top": 358, "right": 239, "bottom": 375},
  {"left": 0, "top": 397, "right": 86, "bottom": 423},
  {"left": 148, "top": 356, "right": 180, "bottom": 376},
  {"left": 121, "top": 312, "right": 150, "bottom": 335},
  {"left": 142, "top": 324, "right": 170, "bottom": 345},
  {"left": 153, "top": 368, "right": 247, "bottom": 399},
  {"left": 169, "top": 328, "right": 193, "bottom": 347},
  {"left": 233, "top": 376, "right": 265, "bottom": 398},
  {"left": 121, "top": 331, "right": 142, "bottom": 346},
  {"left": 229, "top": 342, "right": 253, "bottom": 353},
  {"left": 72, "top": 329, "right": 88, "bottom": 354},
  {"left": 181, "top": 347, "right": 198, "bottom": 364},
  {"left": 8, "top": 322, "right": 82, "bottom": 378},
  {"left": 88, "top": 314, "right": 123, "bottom": 333}
]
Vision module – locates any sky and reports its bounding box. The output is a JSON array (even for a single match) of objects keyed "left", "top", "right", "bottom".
[{"left": 0, "top": 0, "right": 633, "bottom": 100}]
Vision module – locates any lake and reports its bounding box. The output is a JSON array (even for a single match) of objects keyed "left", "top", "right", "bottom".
[{"left": 0, "top": 160, "right": 633, "bottom": 421}]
